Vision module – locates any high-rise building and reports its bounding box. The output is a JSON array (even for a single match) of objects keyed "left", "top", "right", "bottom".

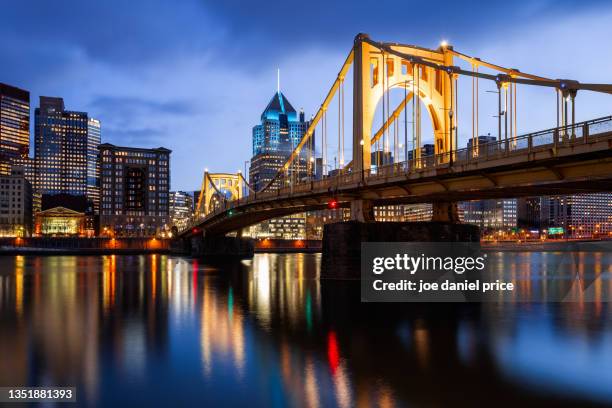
[
  {"left": 169, "top": 191, "right": 193, "bottom": 231},
  {"left": 249, "top": 91, "right": 312, "bottom": 191},
  {"left": 34, "top": 97, "right": 88, "bottom": 197},
  {"left": 34, "top": 97, "right": 102, "bottom": 234},
  {"left": 248, "top": 90, "right": 314, "bottom": 239},
  {"left": 0, "top": 166, "right": 33, "bottom": 237},
  {"left": 99, "top": 143, "right": 171, "bottom": 237},
  {"left": 0, "top": 83, "right": 30, "bottom": 176},
  {"left": 87, "top": 118, "right": 101, "bottom": 216}
]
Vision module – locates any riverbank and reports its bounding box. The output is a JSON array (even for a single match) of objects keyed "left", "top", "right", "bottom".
[
  {"left": 0, "top": 237, "right": 171, "bottom": 256},
  {"left": 482, "top": 239, "right": 612, "bottom": 252}
]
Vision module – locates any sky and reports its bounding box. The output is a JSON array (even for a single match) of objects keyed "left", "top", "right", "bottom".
[{"left": 2, "top": 0, "right": 611, "bottom": 190}]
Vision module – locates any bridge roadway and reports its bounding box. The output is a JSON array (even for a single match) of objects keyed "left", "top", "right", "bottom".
[{"left": 182, "top": 116, "right": 612, "bottom": 237}]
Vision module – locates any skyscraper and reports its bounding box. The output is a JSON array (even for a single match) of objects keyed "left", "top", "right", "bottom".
[
  {"left": 99, "top": 143, "right": 171, "bottom": 236},
  {"left": 87, "top": 118, "right": 101, "bottom": 216},
  {"left": 247, "top": 90, "right": 313, "bottom": 239},
  {"left": 0, "top": 83, "right": 30, "bottom": 175},
  {"left": 249, "top": 91, "right": 312, "bottom": 191},
  {"left": 35, "top": 97, "right": 88, "bottom": 198}
]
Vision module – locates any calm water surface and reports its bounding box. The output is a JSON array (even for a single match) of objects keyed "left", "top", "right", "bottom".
[{"left": 1, "top": 253, "right": 612, "bottom": 407}]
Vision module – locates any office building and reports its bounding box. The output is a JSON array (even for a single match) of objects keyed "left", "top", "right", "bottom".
[
  {"left": 99, "top": 143, "right": 171, "bottom": 236},
  {"left": 542, "top": 194, "right": 612, "bottom": 238},
  {"left": 460, "top": 199, "right": 517, "bottom": 230},
  {"left": 517, "top": 197, "right": 544, "bottom": 230},
  {"left": 169, "top": 191, "right": 193, "bottom": 231},
  {"left": 403, "top": 204, "right": 433, "bottom": 221},
  {"left": 34, "top": 97, "right": 101, "bottom": 234},
  {"left": 249, "top": 214, "right": 307, "bottom": 240},
  {"left": 35, "top": 97, "right": 88, "bottom": 197},
  {"left": 87, "top": 118, "right": 101, "bottom": 216},
  {"left": 248, "top": 90, "right": 313, "bottom": 238},
  {"left": 249, "top": 90, "right": 312, "bottom": 191},
  {"left": 0, "top": 83, "right": 30, "bottom": 176},
  {"left": 0, "top": 166, "right": 32, "bottom": 237}
]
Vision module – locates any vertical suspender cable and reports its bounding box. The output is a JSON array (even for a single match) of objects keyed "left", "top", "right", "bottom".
[
  {"left": 504, "top": 84, "right": 508, "bottom": 143},
  {"left": 454, "top": 75, "right": 458, "bottom": 158},
  {"left": 476, "top": 66, "right": 479, "bottom": 155},
  {"left": 513, "top": 82, "right": 517, "bottom": 145},
  {"left": 341, "top": 79, "right": 345, "bottom": 168},
  {"left": 412, "top": 65, "right": 416, "bottom": 164},
  {"left": 337, "top": 79, "right": 341, "bottom": 170},
  {"left": 509, "top": 80, "right": 512, "bottom": 147},
  {"left": 556, "top": 89, "right": 560, "bottom": 128},
  {"left": 472, "top": 65, "right": 475, "bottom": 156},
  {"left": 404, "top": 80, "right": 408, "bottom": 166}
]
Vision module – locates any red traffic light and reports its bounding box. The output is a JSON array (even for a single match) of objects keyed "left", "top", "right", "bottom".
[{"left": 327, "top": 199, "right": 338, "bottom": 209}]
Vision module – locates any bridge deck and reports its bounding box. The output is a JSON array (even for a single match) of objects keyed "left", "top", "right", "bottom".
[{"left": 182, "top": 116, "right": 612, "bottom": 236}]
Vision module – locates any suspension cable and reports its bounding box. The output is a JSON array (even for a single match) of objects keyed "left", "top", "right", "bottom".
[{"left": 341, "top": 78, "right": 345, "bottom": 168}]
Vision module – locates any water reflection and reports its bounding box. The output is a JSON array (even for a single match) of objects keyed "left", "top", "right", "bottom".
[{"left": 0, "top": 253, "right": 611, "bottom": 406}]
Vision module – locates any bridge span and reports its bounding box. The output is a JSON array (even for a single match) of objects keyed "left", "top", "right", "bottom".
[{"left": 183, "top": 116, "right": 612, "bottom": 237}]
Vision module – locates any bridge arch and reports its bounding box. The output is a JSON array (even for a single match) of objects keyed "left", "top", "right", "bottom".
[
  {"left": 353, "top": 35, "right": 454, "bottom": 172},
  {"left": 195, "top": 172, "right": 243, "bottom": 217}
]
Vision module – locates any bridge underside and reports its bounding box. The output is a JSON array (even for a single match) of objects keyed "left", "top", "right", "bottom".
[{"left": 184, "top": 140, "right": 612, "bottom": 237}]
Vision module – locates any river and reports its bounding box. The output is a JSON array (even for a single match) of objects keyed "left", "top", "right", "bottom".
[{"left": 0, "top": 253, "right": 611, "bottom": 407}]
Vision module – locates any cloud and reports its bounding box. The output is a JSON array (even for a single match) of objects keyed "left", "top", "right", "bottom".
[{"left": 2, "top": 1, "right": 611, "bottom": 191}]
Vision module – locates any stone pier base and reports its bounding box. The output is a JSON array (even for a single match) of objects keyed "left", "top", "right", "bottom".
[
  {"left": 189, "top": 235, "right": 254, "bottom": 259},
  {"left": 321, "top": 221, "right": 480, "bottom": 279}
]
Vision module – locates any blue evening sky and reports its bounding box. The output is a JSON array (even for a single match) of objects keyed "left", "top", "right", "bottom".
[{"left": 1, "top": 1, "right": 611, "bottom": 190}]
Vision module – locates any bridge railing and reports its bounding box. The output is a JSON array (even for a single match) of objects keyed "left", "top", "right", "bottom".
[{"left": 180, "top": 115, "right": 612, "bottom": 234}]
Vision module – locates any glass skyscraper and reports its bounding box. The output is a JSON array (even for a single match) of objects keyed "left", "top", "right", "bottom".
[
  {"left": 247, "top": 90, "right": 313, "bottom": 239},
  {"left": 35, "top": 97, "right": 88, "bottom": 197},
  {"left": 249, "top": 91, "right": 312, "bottom": 191},
  {"left": 0, "top": 83, "right": 30, "bottom": 176},
  {"left": 87, "top": 118, "right": 101, "bottom": 216}
]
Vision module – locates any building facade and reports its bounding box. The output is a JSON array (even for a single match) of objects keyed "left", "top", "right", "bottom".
[
  {"left": 99, "top": 143, "right": 171, "bottom": 237},
  {"left": 539, "top": 194, "right": 612, "bottom": 238},
  {"left": 460, "top": 199, "right": 517, "bottom": 231},
  {"left": 0, "top": 83, "right": 30, "bottom": 176},
  {"left": 0, "top": 166, "right": 32, "bottom": 237},
  {"left": 169, "top": 191, "right": 193, "bottom": 231}
]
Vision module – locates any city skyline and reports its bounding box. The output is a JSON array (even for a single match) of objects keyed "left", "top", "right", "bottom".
[{"left": 1, "top": 1, "right": 612, "bottom": 190}]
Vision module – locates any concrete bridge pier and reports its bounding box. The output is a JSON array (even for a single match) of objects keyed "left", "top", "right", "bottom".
[
  {"left": 187, "top": 231, "right": 254, "bottom": 259},
  {"left": 321, "top": 200, "right": 479, "bottom": 279}
]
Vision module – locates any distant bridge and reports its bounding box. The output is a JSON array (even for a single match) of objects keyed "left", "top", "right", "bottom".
[{"left": 180, "top": 34, "right": 612, "bottom": 239}]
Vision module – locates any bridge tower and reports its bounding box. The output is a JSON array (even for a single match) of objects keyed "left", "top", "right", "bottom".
[
  {"left": 352, "top": 33, "right": 456, "bottom": 221},
  {"left": 195, "top": 171, "right": 243, "bottom": 218}
]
